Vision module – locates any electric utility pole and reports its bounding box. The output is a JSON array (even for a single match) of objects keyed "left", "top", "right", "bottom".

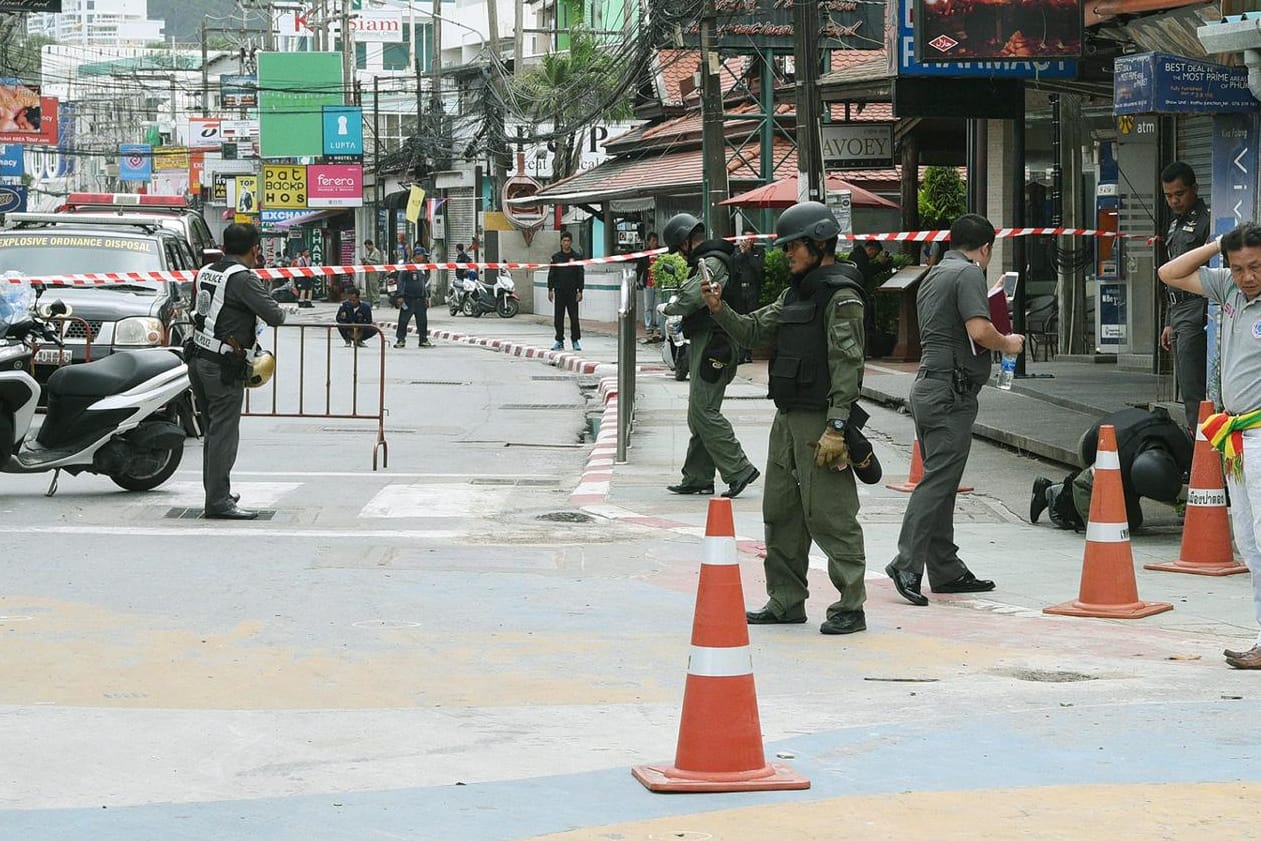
[
  {"left": 699, "top": 0, "right": 731, "bottom": 238},
  {"left": 341, "top": 0, "right": 353, "bottom": 104},
  {"left": 793, "top": 0, "right": 824, "bottom": 203}
]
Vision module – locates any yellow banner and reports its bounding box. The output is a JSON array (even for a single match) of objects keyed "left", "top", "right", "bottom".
[
  {"left": 405, "top": 184, "right": 424, "bottom": 224},
  {"left": 235, "top": 175, "right": 259, "bottom": 214},
  {"left": 153, "top": 146, "right": 190, "bottom": 171},
  {"left": 262, "top": 164, "right": 307, "bottom": 209}
]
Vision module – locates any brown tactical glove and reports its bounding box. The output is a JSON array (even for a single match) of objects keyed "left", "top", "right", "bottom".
[{"left": 813, "top": 428, "right": 850, "bottom": 470}]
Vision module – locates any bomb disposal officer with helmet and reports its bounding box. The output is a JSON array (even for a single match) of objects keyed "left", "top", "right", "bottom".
[
  {"left": 659, "top": 212, "right": 760, "bottom": 498},
  {"left": 699, "top": 201, "right": 878, "bottom": 635},
  {"left": 190, "top": 222, "right": 287, "bottom": 520}
]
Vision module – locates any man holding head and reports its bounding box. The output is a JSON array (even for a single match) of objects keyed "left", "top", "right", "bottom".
[{"left": 1160, "top": 223, "right": 1261, "bottom": 668}]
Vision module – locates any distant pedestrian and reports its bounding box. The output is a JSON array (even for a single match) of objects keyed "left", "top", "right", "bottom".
[
  {"left": 454, "top": 243, "right": 473, "bottom": 281},
  {"left": 361, "top": 239, "right": 385, "bottom": 303},
  {"left": 886, "top": 214, "right": 1024, "bottom": 607},
  {"left": 293, "top": 248, "right": 314, "bottom": 309},
  {"left": 394, "top": 247, "right": 432, "bottom": 348},
  {"left": 547, "top": 231, "right": 584, "bottom": 351},
  {"left": 1159, "top": 161, "right": 1210, "bottom": 431},
  {"left": 637, "top": 231, "right": 661, "bottom": 342},
  {"left": 336, "top": 288, "right": 374, "bottom": 347}
]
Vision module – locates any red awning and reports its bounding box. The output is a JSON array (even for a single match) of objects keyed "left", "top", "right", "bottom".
[{"left": 720, "top": 175, "right": 899, "bottom": 210}]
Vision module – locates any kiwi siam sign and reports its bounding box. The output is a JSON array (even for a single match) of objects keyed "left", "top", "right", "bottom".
[{"left": 682, "top": 0, "right": 884, "bottom": 51}]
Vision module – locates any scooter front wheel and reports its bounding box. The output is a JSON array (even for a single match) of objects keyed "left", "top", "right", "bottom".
[
  {"left": 448, "top": 299, "right": 460, "bottom": 316},
  {"left": 110, "top": 442, "right": 184, "bottom": 492},
  {"left": 496, "top": 297, "right": 519, "bottom": 318},
  {"left": 461, "top": 298, "right": 476, "bottom": 317}
]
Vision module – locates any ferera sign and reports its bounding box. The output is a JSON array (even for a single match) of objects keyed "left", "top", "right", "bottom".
[{"left": 1114, "top": 52, "right": 1260, "bottom": 115}]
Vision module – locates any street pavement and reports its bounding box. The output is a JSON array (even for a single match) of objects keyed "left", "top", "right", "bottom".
[{"left": 1, "top": 301, "right": 1258, "bottom": 840}]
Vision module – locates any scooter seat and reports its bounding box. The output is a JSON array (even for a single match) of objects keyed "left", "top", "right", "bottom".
[{"left": 46, "top": 350, "right": 182, "bottom": 398}]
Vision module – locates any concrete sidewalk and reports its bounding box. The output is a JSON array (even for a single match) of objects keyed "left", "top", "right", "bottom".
[{"left": 386, "top": 305, "right": 1178, "bottom": 470}]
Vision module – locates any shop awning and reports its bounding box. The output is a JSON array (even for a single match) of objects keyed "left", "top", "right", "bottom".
[
  {"left": 273, "top": 208, "right": 345, "bottom": 230},
  {"left": 721, "top": 175, "right": 899, "bottom": 210}
]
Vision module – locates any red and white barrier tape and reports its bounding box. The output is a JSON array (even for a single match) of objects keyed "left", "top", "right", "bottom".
[{"left": 4, "top": 227, "right": 1152, "bottom": 286}]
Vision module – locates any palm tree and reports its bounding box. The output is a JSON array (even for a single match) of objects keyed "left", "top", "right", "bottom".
[{"left": 509, "top": 27, "right": 633, "bottom": 182}]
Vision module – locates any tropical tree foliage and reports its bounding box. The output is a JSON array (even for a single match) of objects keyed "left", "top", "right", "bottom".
[
  {"left": 507, "top": 27, "right": 633, "bottom": 181},
  {"left": 918, "top": 166, "right": 968, "bottom": 229},
  {"left": 0, "top": 20, "right": 52, "bottom": 82}
]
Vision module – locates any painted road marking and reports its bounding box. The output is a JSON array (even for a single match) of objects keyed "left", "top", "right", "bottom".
[
  {"left": 0, "top": 524, "right": 465, "bottom": 539},
  {"left": 142, "top": 481, "right": 303, "bottom": 507},
  {"left": 359, "top": 484, "right": 517, "bottom": 518}
]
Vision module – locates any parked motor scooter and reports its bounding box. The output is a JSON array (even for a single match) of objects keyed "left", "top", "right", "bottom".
[
  {"left": 658, "top": 303, "right": 690, "bottom": 382},
  {"left": 0, "top": 289, "right": 191, "bottom": 496},
  {"left": 445, "top": 275, "right": 468, "bottom": 315},
  {"left": 492, "top": 269, "right": 520, "bottom": 318},
  {"left": 460, "top": 270, "right": 519, "bottom": 319}
]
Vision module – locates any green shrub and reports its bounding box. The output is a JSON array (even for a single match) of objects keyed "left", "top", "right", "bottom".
[
  {"left": 650, "top": 252, "right": 690, "bottom": 290},
  {"left": 759, "top": 248, "right": 790, "bottom": 306}
]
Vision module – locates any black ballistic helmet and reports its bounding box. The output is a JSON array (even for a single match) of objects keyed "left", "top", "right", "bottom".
[
  {"left": 1129, "top": 446, "right": 1182, "bottom": 502},
  {"left": 773, "top": 201, "right": 841, "bottom": 246},
  {"left": 663, "top": 213, "right": 704, "bottom": 250}
]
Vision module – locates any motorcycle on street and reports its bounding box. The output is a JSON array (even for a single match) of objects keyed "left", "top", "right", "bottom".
[
  {"left": 460, "top": 270, "right": 520, "bottom": 319},
  {"left": 0, "top": 286, "right": 191, "bottom": 496}
]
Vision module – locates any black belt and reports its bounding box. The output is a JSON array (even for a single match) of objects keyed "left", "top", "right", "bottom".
[
  {"left": 917, "top": 369, "right": 983, "bottom": 396},
  {"left": 1167, "top": 289, "right": 1202, "bottom": 305}
]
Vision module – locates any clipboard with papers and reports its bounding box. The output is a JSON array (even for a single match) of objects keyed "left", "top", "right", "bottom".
[{"left": 969, "top": 271, "right": 1018, "bottom": 355}]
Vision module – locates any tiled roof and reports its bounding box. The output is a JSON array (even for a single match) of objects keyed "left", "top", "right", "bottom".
[
  {"left": 532, "top": 136, "right": 804, "bottom": 204},
  {"left": 655, "top": 49, "right": 747, "bottom": 106}
]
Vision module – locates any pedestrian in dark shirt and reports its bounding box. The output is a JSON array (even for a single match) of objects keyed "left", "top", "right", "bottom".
[
  {"left": 1159, "top": 161, "right": 1210, "bottom": 431},
  {"left": 454, "top": 243, "right": 473, "bottom": 280},
  {"left": 336, "top": 288, "right": 374, "bottom": 346},
  {"left": 547, "top": 231, "right": 585, "bottom": 351},
  {"left": 393, "top": 248, "right": 432, "bottom": 348},
  {"left": 729, "top": 238, "right": 765, "bottom": 362}
]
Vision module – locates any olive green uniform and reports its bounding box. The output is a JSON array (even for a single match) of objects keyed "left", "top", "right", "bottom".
[
  {"left": 664, "top": 255, "right": 756, "bottom": 487},
  {"left": 711, "top": 269, "right": 868, "bottom": 620}
]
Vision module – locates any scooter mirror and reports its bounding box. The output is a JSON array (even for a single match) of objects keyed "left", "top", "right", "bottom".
[{"left": 37, "top": 299, "right": 71, "bottom": 319}]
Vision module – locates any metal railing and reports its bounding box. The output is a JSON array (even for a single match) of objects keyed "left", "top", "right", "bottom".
[{"left": 243, "top": 322, "right": 389, "bottom": 469}]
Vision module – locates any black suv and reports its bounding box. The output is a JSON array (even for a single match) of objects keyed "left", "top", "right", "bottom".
[{"left": 0, "top": 213, "right": 199, "bottom": 377}]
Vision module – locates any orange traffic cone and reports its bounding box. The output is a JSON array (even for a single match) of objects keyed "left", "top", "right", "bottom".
[
  {"left": 886, "top": 436, "right": 973, "bottom": 494},
  {"left": 631, "top": 498, "right": 810, "bottom": 793},
  {"left": 1045, "top": 425, "right": 1173, "bottom": 619},
  {"left": 1145, "top": 400, "right": 1247, "bottom": 576}
]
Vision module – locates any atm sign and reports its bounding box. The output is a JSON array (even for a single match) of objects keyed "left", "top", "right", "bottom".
[{"left": 262, "top": 164, "right": 307, "bottom": 209}]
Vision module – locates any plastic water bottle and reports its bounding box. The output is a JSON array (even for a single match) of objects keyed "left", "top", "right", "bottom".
[{"left": 996, "top": 353, "right": 1017, "bottom": 390}]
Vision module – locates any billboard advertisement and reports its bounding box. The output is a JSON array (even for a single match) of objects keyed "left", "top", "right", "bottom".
[
  {"left": 153, "top": 146, "right": 190, "bottom": 171},
  {"left": 0, "top": 185, "right": 27, "bottom": 212},
  {"left": 914, "top": 0, "right": 1082, "bottom": 63},
  {"left": 236, "top": 175, "right": 259, "bottom": 214},
  {"left": 258, "top": 52, "right": 343, "bottom": 158},
  {"left": 220, "top": 74, "right": 257, "bottom": 109},
  {"left": 0, "top": 93, "right": 57, "bottom": 145},
  {"left": 119, "top": 143, "right": 152, "bottom": 181},
  {"left": 307, "top": 164, "right": 362, "bottom": 208},
  {"left": 187, "top": 117, "right": 222, "bottom": 149},
  {"left": 1113, "top": 52, "right": 1259, "bottom": 115},
  {"left": 0, "top": 144, "right": 22, "bottom": 178}
]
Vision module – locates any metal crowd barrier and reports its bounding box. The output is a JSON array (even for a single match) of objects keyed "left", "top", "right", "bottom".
[{"left": 243, "top": 321, "right": 389, "bottom": 469}]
